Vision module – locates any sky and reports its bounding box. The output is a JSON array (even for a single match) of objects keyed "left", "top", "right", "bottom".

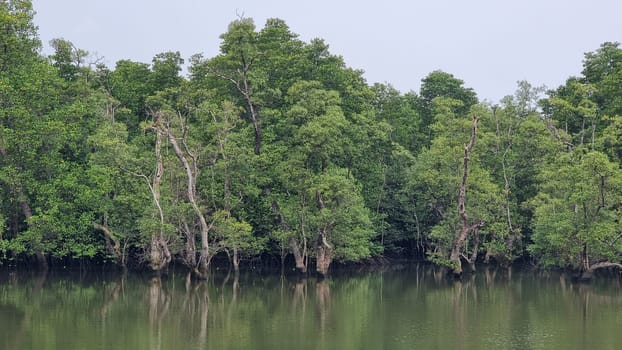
[{"left": 31, "top": 0, "right": 622, "bottom": 103}]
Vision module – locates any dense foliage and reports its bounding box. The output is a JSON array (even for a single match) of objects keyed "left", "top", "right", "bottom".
[{"left": 2, "top": 1, "right": 622, "bottom": 276}]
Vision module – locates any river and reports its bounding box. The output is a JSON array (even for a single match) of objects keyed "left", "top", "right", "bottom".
[{"left": 1, "top": 265, "right": 621, "bottom": 349}]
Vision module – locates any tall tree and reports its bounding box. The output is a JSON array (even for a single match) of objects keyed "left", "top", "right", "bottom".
[
  {"left": 204, "top": 17, "right": 263, "bottom": 155},
  {"left": 409, "top": 99, "right": 505, "bottom": 274}
]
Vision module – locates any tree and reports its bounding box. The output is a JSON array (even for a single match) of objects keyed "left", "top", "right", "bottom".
[
  {"left": 544, "top": 79, "right": 598, "bottom": 147},
  {"left": 448, "top": 116, "right": 481, "bottom": 276},
  {"left": 582, "top": 42, "right": 622, "bottom": 117},
  {"left": 150, "top": 51, "right": 184, "bottom": 91},
  {"left": 87, "top": 113, "right": 148, "bottom": 267},
  {"left": 255, "top": 18, "right": 305, "bottom": 107},
  {"left": 409, "top": 100, "right": 505, "bottom": 274},
  {"left": 109, "top": 60, "right": 153, "bottom": 134},
  {"left": 529, "top": 151, "right": 622, "bottom": 275},
  {"left": 419, "top": 70, "right": 478, "bottom": 130},
  {"left": 262, "top": 80, "right": 380, "bottom": 275},
  {"left": 49, "top": 38, "right": 89, "bottom": 81},
  {"left": 597, "top": 115, "right": 622, "bottom": 163},
  {"left": 308, "top": 168, "right": 376, "bottom": 275},
  {"left": 206, "top": 101, "right": 262, "bottom": 272},
  {"left": 372, "top": 84, "right": 424, "bottom": 153},
  {"left": 212, "top": 210, "right": 263, "bottom": 272},
  {"left": 204, "top": 17, "right": 263, "bottom": 155},
  {"left": 157, "top": 97, "right": 218, "bottom": 277},
  {"left": 139, "top": 102, "right": 173, "bottom": 272},
  {"left": 1, "top": 1, "right": 115, "bottom": 266},
  {"left": 0, "top": 1, "right": 41, "bottom": 256},
  {"left": 477, "top": 82, "right": 558, "bottom": 264},
  {"left": 0, "top": 0, "right": 39, "bottom": 72}
]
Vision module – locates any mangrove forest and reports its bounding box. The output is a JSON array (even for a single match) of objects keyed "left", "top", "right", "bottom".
[{"left": 2, "top": 1, "right": 622, "bottom": 279}]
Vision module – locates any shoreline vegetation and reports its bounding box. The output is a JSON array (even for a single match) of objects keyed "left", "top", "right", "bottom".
[{"left": 2, "top": 1, "right": 622, "bottom": 280}]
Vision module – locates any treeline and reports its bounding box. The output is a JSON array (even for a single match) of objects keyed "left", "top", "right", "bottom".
[{"left": 2, "top": 1, "right": 622, "bottom": 277}]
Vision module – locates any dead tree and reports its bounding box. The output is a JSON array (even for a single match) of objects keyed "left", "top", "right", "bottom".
[{"left": 449, "top": 117, "right": 483, "bottom": 277}]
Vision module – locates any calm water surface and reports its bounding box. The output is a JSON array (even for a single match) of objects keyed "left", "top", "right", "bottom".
[{"left": 1, "top": 265, "right": 621, "bottom": 350}]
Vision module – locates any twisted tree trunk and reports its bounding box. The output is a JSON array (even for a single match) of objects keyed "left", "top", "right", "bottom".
[
  {"left": 164, "top": 118, "right": 212, "bottom": 279},
  {"left": 449, "top": 117, "right": 480, "bottom": 278}
]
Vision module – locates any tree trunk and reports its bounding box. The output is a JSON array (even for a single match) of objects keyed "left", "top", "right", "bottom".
[
  {"left": 164, "top": 120, "right": 212, "bottom": 279},
  {"left": 449, "top": 117, "right": 479, "bottom": 278},
  {"left": 245, "top": 91, "right": 262, "bottom": 155},
  {"left": 484, "top": 246, "right": 493, "bottom": 264},
  {"left": 289, "top": 236, "right": 308, "bottom": 273},
  {"left": 466, "top": 228, "right": 480, "bottom": 273},
  {"left": 580, "top": 261, "right": 622, "bottom": 281},
  {"left": 592, "top": 118, "right": 596, "bottom": 148},
  {"left": 149, "top": 121, "right": 171, "bottom": 272},
  {"left": 545, "top": 118, "right": 574, "bottom": 152},
  {"left": 232, "top": 247, "right": 240, "bottom": 272},
  {"left": 273, "top": 200, "right": 307, "bottom": 273},
  {"left": 581, "top": 243, "right": 590, "bottom": 272},
  {"left": 94, "top": 222, "right": 124, "bottom": 267},
  {"left": 316, "top": 231, "right": 333, "bottom": 277},
  {"left": 181, "top": 220, "right": 197, "bottom": 268},
  {"left": 35, "top": 250, "right": 48, "bottom": 271},
  {"left": 587, "top": 261, "right": 622, "bottom": 272},
  {"left": 315, "top": 191, "right": 333, "bottom": 276},
  {"left": 150, "top": 236, "right": 171, "bottom": 272}
]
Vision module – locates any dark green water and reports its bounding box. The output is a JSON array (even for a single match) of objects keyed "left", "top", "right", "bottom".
[{"left": 1, "top": 266, "right": 621, "bottom": 350}]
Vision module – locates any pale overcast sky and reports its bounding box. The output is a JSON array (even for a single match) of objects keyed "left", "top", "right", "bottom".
[{"left": 32, "top": 0, "right": 622, "bottom": 102}]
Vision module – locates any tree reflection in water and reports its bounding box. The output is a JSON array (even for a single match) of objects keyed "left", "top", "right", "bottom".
[
  {"left": 315, "top": 279, "right": 331, "bottom": 337},
  {"left": 148, "top": 276, "right": 170, "bottom": 350},
  {"left": 0, "top": 266, "right": 621, "bottom": 349}
]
